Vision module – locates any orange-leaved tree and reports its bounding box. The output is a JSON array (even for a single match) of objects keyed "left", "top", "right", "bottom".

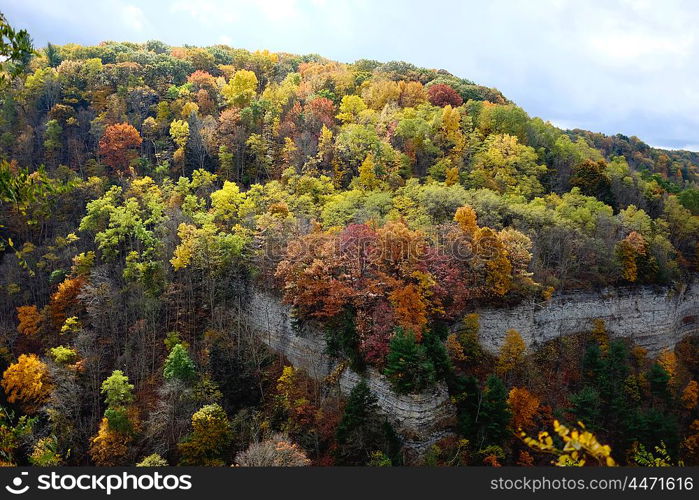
[
  {"left": 99, "top": 123, "right": 142, "bottom": 175},
  {"left": 1, "top": 354, "right": 52, "bottom": 413},
  {"left": 16, "top": 305, "right": 41, "bottom": 336}
]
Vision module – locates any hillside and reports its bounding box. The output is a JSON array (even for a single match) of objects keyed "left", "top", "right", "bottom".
[{"left": 0, "top": 39, "right": 698, "bottom": 467}]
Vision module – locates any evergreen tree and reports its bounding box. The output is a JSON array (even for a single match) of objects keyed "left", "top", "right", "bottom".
[
  {"left": 335, "top": 381, "right": 401, "bottom": 465},
  {"left": 631, "top": 408, "right": 680, "bottom": 455},
  {"left": 336, "top": 381, "right": 376, "bottom": 444},
  {"left": 478, "top": 375, "right": 512, "bottom": 448},
  {"left": 455, "top": 374, "right": 482, "bottom": 438},
  {"left": 647, "top": 363, "right": 671, "bottom": 402},
  {"left": 46, "top": 43, "right": 62, "bottom": 68},
  {"left": 423, "top": 327, "right": 453, "bottom": 382},
  {"left": 582, "top": 342, "right": 604, "bottom": 384},
  {"left": 570, "top": 386, "right": 602, "bottom": 429},
  {"left": 383, "top": 328, "right": 436, "bottom": 394}
]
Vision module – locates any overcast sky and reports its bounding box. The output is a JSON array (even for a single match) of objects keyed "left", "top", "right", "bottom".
[{"left": 3, "top": 0, "right": 698, "bottom": 151}]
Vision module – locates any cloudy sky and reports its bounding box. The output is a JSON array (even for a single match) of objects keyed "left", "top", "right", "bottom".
[{"left": 4, "top": 0, "right": 698, "bottom": 151}]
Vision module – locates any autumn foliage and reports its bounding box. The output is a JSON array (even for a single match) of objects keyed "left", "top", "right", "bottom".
[
  {"left": 0, "top": 36, "right": 697, "bottom": 468},
  {"left": 47, "top": 276, "right": 86, "bottom": 332},
  {"left": 16, "top": 305, "right": 41, "bottom": 336},
  {"left": 276, "top": 206, "right": 534, "bottom": 367},
  {"left": 98, "top": 123, "right": 143, "bottom": 175},
  {"left": 427, "top": 83, "right": 463, "bottom": 107},
  {"left": 1, "top": 354, "right": 52, "bottom": 413},
  {"left": 89, "top": 417, "right": 131, "bottom": 466},
  {"left": 508, "top": 387, "right": 540, "bottom": 431}
]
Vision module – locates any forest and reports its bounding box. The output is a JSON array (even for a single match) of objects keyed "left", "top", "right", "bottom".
[{"left": 0, "top": 14, "right": 698, "bottom": 467}]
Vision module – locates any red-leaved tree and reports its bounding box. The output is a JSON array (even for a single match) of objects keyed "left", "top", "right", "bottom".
[
  {"left": 427, "top": 83, "right": 463, "bottom": 107},
  {"left": 99, "top": 123, "right": 143, "bottom": 175}
]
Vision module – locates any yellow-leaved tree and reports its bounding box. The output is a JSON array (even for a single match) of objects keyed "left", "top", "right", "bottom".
[
  {"left": 1, "top": 354, "right": 52, "bottom": 413},
  {"left": 497, "top": 329, "right": 526, "bottom": 375}
]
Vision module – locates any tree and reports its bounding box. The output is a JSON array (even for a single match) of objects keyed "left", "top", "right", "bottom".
[
  {"left": 647, "top": 363, "right": 671, "bottom": 401},
  {"left": 427, "top": 83, "right": 463, "bottom": 107},
  {"left": 137, "top": 453, "right": 168, "bottom": 466},
  {"left": 43, "top": 119, "right": 62, "bottom": 165},
  {"left": 0, "top": 12, "right": 33, "bottom": 87},
  {"left": 681, "top": 380, "right": 698, "bottom": 410},
  {"left": 1, "top": 354, "right": 52, "bottom": 413},
  {"left": 454, "top": 204, "right": 478, "bottom": 236},
  {"left": 235, "top": 433, "right": 311, "bottom": 466},
  {"left": 570, "top": 386, "right": 602, "bottom": 429},
  {"left": 388, "top": 285, "right": 428, "bottom": 338},
  {"left": 475, "top": 227, "right": 513, "bottom": 296},
  {"left": 89, "top": 417, "right": 130, "bottom": 466},
  {"left": 336, "top": 381, "right": 376, "bottom": 444},
  {"left": 383, "top": 328, "right": 435, "bottom": 394},
  {"left": 101, "top": 370, "right": 134, "bottom": 408},
  {"left": 678, "top": 188, "right": 699, "bottom": 215},
  {"left": 336, "top": 95, "right": 367, "bottom": 123},
  {"left": 571, "top": 159, "right": 613, "bottom": 205},
  {"left": 47, "top": 346, "right": 78, "bottom": 365},
  {"left": 508, "top": 387, "right": 540, "bottom": 431},
  {"left": 29, "top": 436, "right": 62, "bottom": 466},
  {"left": 170, "top": 119, "right": 189, "bottom": 157},
  {"left": 45, "top": 42, "right": 61, "bottom": 68},
  {"left": 334, "top": 380, "right": 401, "bottom": 465},
  {"left": 222, "top": 69, "right": 258, "bottom": 108},
  {"left": 497, "top": 329, "right": 526, "bottom": 375},
  {"left": 469, "top": 134, "right": 546, "bottom": 198},
  {"left": 47, "top": 276, "right": 85, "bottom": 332},
  {"left": 16, "top": 305, "right": 41, "bottom": 336},
  {"left": 356, "top": 154, "right": 380, "bottom": 190},
  {"left": 521, "top": 420, "right": 615, "bottom": 466},
  {"left": 98, "top": 123, "right": 142, "bottom": 175},
  {"left": 170, "top": 119, "right": 190, "bottom": 174},
  {"left": 163, "top": 343, "right": 197, "bottom": 382},
  {"left": 478, "top": 375, "right": 511, "bottom": 447},
  {"left": 616, "top": 231, "right": 647, "bottom": 282},
  {"left": 178, "top": 403, "right": 232, "bottom": 466}
]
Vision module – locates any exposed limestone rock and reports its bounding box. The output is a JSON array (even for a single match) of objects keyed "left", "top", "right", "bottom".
[
  {"left": 243, "top": 283, "right": 699, "bottom": 455},
  {"left": 477, "top": 283, "right": 699, "bottom": 355}
]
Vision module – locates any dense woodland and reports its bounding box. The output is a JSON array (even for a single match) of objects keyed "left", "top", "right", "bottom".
[{"left": 0, "top": 19, "right": 698, "bottom": 466}]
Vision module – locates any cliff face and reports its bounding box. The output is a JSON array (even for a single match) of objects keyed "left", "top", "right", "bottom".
[
  {"left": 477, "top": 283, "right": 699, "bottom": 355},
  {"left": 244, "top": 290, "right": 456, "bottom": 455},
  {"left": 244, "top": 283, "right": 699, "bottom": 454}
]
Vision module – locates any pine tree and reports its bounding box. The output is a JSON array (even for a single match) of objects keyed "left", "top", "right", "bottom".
[
  {"left": 478, "top": 375, "right": 511, "bottom": 447},
  {"left": 647, "top": 363, "right": 671, "bottom": 402},
  {"left": 335, "top": 381, "right": 401, "bottom": 465},
  {"left": 45, "top": 43, "right": 61, "bottom": 68},
  {"left": 336, "top": 381, "right": 377, "bottom": 444},
  {"left": 423, "top": 328, "right": 453, "bottom": 382},
  {"left": 570, "top": 386, "right": 602, "bottom": 429},
  {"left": 383, "top": 328, "right": 436, "bottom": 394}
]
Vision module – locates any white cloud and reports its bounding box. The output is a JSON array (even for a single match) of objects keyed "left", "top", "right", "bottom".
[
  {"left": 121, "top": 4, "right": 145, "bottom": 31},
  {"left": 255, "top": 0, "right": 299, "bottom": 21}
]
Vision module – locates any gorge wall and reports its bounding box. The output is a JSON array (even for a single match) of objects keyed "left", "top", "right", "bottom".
[
  {"left": 243, "top": 282, "right": 699, "bottom": 455},
  {"left": 477, "top": 282, "right": 699, "bottom": 356}
]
